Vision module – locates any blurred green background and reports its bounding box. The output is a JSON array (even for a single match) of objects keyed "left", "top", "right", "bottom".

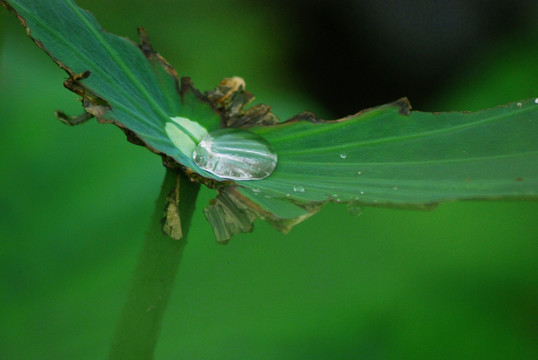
[{"left": 1, "top": 1, "right": 537, "bottom": 359}]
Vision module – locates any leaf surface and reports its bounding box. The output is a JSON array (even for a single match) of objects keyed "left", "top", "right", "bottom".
[
  {"left": 205, "top": 98, "right": 538, "bottom": 242},
  {"left": 2, "top": 0, "right": 223, "bottom": 178},
  {"left": 3, "top": 0, "right": 538, "bottom": 243},
  {"left": 248, "top": 98, "right": 538, "bottom": 205}
]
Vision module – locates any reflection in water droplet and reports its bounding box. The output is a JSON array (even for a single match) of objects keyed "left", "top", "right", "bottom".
[
  {"left": 517, "top": 102, "right": 523, "bottom": 107},
  {"left": 339, "top": 152, "right": 347, "bottom": 159},
  {"left": 193, "top": 128, "right": 278, "bottom": 180},
  {"left": 293, "top": 185, "right": 305, "bottom": 193}
]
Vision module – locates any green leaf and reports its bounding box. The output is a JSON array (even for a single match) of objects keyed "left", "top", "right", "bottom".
[
  {"left": 249, "top": 98, "right": 538, "bottom": 205},
  {"left": 1, "top": 0, "right": 223, "bottom": 180},
  {"left": 207, "top": 98, "right": 538, "bottom": 242},
  {"left": 3, "top": 0, "right": 538, "bottom": 243}
]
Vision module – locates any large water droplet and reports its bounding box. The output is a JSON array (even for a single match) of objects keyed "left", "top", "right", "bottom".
[{"left": 192, "top": 128, "right": 278, "bottom": 181}]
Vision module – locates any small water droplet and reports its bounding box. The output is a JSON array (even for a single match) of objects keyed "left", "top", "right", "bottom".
[
  {"left": 285, "top": 193, "right": 291, "bottom": 197},
  {"left": 517, "top": 102, "right": 523, "bottom": 107},
  {"left": 356, "top": 170, "right": 363, "bottom": 175},
  {"left": 293, "top": 185, "right": 305, "bottom": 193},
  {"left": 330, "top": 194, "right": 342, "bottom": 202},
  {"left": 347, "top": 204, "right": 362, "bottom": 217},
  {"left": 252, "top": 187, "right": 261, "bottom": 193},
  {"left": 339, "top": 152, "right": 347, "bottom": 159},
  {"left": 535, "top": 98, "right": 538, "bottom": 104},
  {"left": 360, "top": 191, "right": 365, "bottom": 195},
  {"left": 192, "top": 128, "right": 277, "bottom": 181},
  {"left": 327, "top": 193, "right": 341, "bottom": 202},
  {"left": 392, "top": 186, "right": 399, "bottom": 191}
]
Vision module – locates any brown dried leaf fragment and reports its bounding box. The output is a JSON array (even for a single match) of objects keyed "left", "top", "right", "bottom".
[
  {"left": 207, "top": 77, "right": 280, "bottom": 128},
  {"left": 162, "top": 173, "right": 183, "bottom": 240}
]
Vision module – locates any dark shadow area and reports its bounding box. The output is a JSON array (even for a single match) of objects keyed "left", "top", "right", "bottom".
[{"left": 271, "top": 0, "right": 538, "bottom": 115}]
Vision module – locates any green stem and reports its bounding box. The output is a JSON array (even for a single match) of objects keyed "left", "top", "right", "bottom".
[{"left": 108, "top": 168, "right": 200, "bottom": 360}]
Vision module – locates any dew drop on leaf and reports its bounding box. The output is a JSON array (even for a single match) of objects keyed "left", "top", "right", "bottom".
[
  {"left": 346, "top": 204, "right": 362, "bottom": 217},
  {"left": 193, "top": 128, "right": 278, "bottom": 180},
  {"left": 329, "top": 193, "right": 342, "bottom": 202},
  {"left": 293, "top": 185, "right": 305, "bottom": 193},
  {"left": 339, "top": 152, "right": 347, "bottom": 159}
]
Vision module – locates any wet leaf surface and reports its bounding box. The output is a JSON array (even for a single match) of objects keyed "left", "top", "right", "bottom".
[{"left": 3, "top": 0, "right": 537, "bottom": 242}]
